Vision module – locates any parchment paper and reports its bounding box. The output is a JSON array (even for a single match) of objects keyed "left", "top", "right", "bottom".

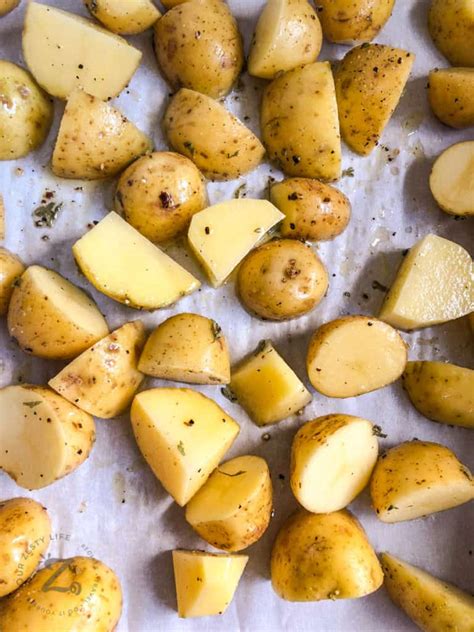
[{"left": 0, "top": 1, "right": 473, "bottom": 630}]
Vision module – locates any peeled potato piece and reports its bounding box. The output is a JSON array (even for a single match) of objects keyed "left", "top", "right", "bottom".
[
  {"left": 84, "top": 0, "right": 160, "bottom": 34},
  {"left": 429, "top": 142, "right": 474, "bottom": 216},
  {"left": 428, "top": 68, "right": 474, "bottom": 129},
  {"left": 0, "top": 248, "right": 24, "bottom": 315}
]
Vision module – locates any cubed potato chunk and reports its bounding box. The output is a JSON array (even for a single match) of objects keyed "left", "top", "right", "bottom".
[
  {"left": 230, "top": 340, "right": 312, "bottom": 426},
  {"left": 428, "top": 68, "right": 474, "bottom": 129},
  {"left": 0, "top": 248, "right": 24, "bottom": 315},
  {"left": 429, "top": 142, "right": 474, "bottom": 217},
  {"left": 131, "top": 388, "right": 240, "bottom": 505},
  {"left": 84, "top": 0, "right": 160, "bottom": 35}
]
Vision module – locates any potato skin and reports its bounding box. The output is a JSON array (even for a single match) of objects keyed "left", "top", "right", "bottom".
[
  {"left": 428, "top": 68, "right": 474, "bottom": 128},
  {"left": 0, "top": 248, "right": 24, "bottom": 315},
  {"left": 237, "top": 239, "right": 329, "bottom": 321},
  {"left": 428, "top": 0, "right": 474, "bottom": 67},
  {"left": 317, "top": 0, "right": 395, "bottom": 44},
  {"left": 271, "top": 178, "right": 351, "bottom": 241},
  {"left": 115, "top": 152, "right": 207, "bottom": 243},
  {"left": 154, "top": 0, "right": 243, "bottom": 98},
  {"left": 0, "top": 0, "right": 20, "bottom": 16},
  {"left": 84, "top": 0, "right": 160, "bottom": 34}
]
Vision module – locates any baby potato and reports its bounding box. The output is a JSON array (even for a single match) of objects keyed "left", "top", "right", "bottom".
[
  {"left": 0, "top": 0, "right": 20, "bottom": 16},
  {"left": 115, "top": 152, "right": 207, "bottom": 243},
  {"left": 428, "top": 68, "right": 474, "bottom": 128},
  {"left": 154, "top": 0, "right": 243, "bottom": 98},
  {"left": 270, "top": 178, "right": 351, "bottom": 241},
  {"left": 0, "top": 248, "right": 24, "bottom": 315},
  {"left": 429, "top": 142, "right": 474, "bottom": 216},
  {"left": 237, "top": 239, "right": 328, "bottom": 321},
  {"left": 271, "top": 509, "right": 383, "bottom": 601},
  {"left": 317, "top": 0, "right": 395, "bottom": 44},
  {"left": 0, "top": 498, "right": 51, "bottom": 597},
  {"left": 428, "top": 0, "right": 474, "bottom": 67},
  {"left": 84, "top": 0, "right": 160, "bottom": 34}
]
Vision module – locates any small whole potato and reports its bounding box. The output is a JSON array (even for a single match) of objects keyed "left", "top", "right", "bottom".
[
  {"left": 428, "top": 0, "right": 474, "bottom": 67},
  {"left": 0, "top": 248, "right": 24, "bottom": 315},
  {"left": 0, "top": 0, "right": 20, "bottom": 16},
  {"left": 270, "top": 178, "right": 351, "bottom": 241},
  {"left": 237, "top": 239, "right": 328, "bottom": 320},
  {"left": 428, "top": 68, "right": 474, "bottom": 129},
  {"left": 115, "top": 152, "right": 207, "bottom": 243},
  {"left": 317, "top": 0, "right": 395, "bottom": 44}
]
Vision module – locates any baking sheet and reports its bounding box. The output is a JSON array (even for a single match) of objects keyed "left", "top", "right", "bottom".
[{"left": 0, "top": 1, "right": 473, "bottom": 630}]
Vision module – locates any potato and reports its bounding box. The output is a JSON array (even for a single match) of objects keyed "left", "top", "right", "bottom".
[
  {"left": 270, "top": 178, "right": 351, "bottom": 241},
  {"left": 163, "top": 88, "right": 265, "bottom": 180},
  {"left": 0, "top": 248, "right": 24, "bottom": 315},
  {"left": 115, "top": 152, "right": 207, "bottom": 243},
  {"left": 85, "top": 0, "right": 160, "bottom": 34},
  {"left": 230, "top": 340, "right": 312, "bottom": 426},
  {"left": 188, "top": 199, "right": 284, "bottom": 287},
  {"left": 379, "top": 234, "right": 474, "bottom": 329},
  {"left": 307, "top": 315, "right": 407, "bottom": 398},
  {"left": 131, "top": 388, "right": 240, "bottom": 505},
  {"left": 0, "top": 385, "right": 95, "bottom": 490},
  {"left": 0, "top": 60, "right": 53, "bottom": 160},
  {"left": 49, "top": 321, "right": 145, "bottom": 419},
  {"left": 52, "top": 90, "right": 152, "bottom": 180},
  {"left": 248, "top": 0, "right": 322, "bottom": 80},
  {"left": 290, "top": 414, "right": 378, "bottom": 513},
  {"left": 271, "top": 509, "right": 383, "bottom": 601},
  {"left": 7, "top": 265, "right": 109, "bottom": 360},
  {"left": 428, "top": 68, "right": 474, "bottom": 128},
  {"left": 154, "top": 0, "right": 243, "bottom": 98},
  {"left": 0, "top": 556, "right": 122, "bottom": 631},
  {"left": 162, "top": 0, "right": 187, "bottom": 6},
  {"left": 22, "top": 2, "right": 142, "bottom": 100},
  {"left": 335, "top": 44, "right": 414, "bottom": 155},
  {"left": 172, "top": 550, "right": 248, "bottom": 618},
  {"left": 185, "top": 455, "right": 272, "bottom": 551},
  {"left": 0, "top": 498, "right": 51, "bottom": 598},
  {"left": 381, "top": 553, "right": 474, "bottom": 632},
  {"left": 237, "top": 240, "right": 329, "bottom": 320},
  {"left": 138, "top": 313, "right": 230, "bottom": 385},
  {"left": 0, "top": 0, "right": 20, "bottom": 17},
  {"left": 317, "top": 0, "right": 395, "bottom": 44},
  {"left": 428, "top": 0, "right": 474, "bottom": 67},
  {"left": 370, "top": 440, "right": 474, "bottom": 523},
  {"left": 261, "top": 61, "right": 341, "bottom": 181},
  {"left": 429, "top": 142, "right": 474, "bottom": 217},
  {"left": 73, "top": 212, "right": 200, "bottom": 310}
]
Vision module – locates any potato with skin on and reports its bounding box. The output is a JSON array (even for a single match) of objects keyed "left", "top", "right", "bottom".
[
  {"left": 163, "top": 89, "right": 265, "bottom": 180},
  {"left": 317, "top": 0, "right": 395, "bottom": 44},
  {"left": 161, "top": 0, "right": 188, "bottom": 6},
  {"left": 428, "top": 0, "right": 474, "bottom": 67},
  {"left": 270, "top": 178, "right": 351, "bottom": 241},
  {"left": 335, "top": 44, "right": 414, "bottom": 156},
  {"left": 84, "top": 0, "right": 160, "bottom": 34},
  {"left": 0, "top": 0, "right": 20, "bottom": 16},
  {"left": 185, "top": 455, "right": 273, "bottom": 551},
  {"left": 428, "top": 68, "right": 474, "bottom": 128},
  {"left": 271, "top": 509, "right": 383, "bottom": 601},
  {"left": 0, "top": 385, "right": 95, "bottom": 490},
  {"left": 261, "top": 62, "right": 341, "bottom": 181},
  {"left": 115, "top": 152, "right": 207, "bottom": 243},
  {"left": 429, "top": 142, "right": 474, "bottom": 217},
  {"left": 138, "top": 313, "right": 230, "bottom": 385},
  {"left": 370, "top": 440, "right": 474, "bottom": 523},
  {"left": 0, "top": 498, "right": 51, "bottom": 598},
  {"left": 0, "top": 248, "right": 24, "bottom": 315}
]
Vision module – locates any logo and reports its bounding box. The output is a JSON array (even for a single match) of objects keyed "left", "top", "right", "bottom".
[{"left": 41, "top": 561, "right": 82, "bottom": 595}]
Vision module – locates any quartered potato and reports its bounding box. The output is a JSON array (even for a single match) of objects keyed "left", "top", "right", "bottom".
[
  {"left": 0, "top": 385, "right": 95, "bottom": 490},
  {"left": 85, "top": 0, "right": 160, "bottom": 34},
  {"left": 317, "top": 0, "right": 395, "bottom": 44},
  {"left": 429, "top": 142, "right": 474, "bottom": 216},
  {"left": 0, "top": 248, "right": 24, "bottom": 315},
  {"left": 306, "top": 316, "right": 407, "bottom": 398},
  {"left": 428, "top": 68, "right": 474, "bottom": 128},
  {"left": 0, "top": 0, "right": 20, "bottom": 16},
  {"left": 428, "top": 0, "right": 474, "bottom": 67},
  {"left": 370, "top": 440, "right": 474, "bottom": 523}
]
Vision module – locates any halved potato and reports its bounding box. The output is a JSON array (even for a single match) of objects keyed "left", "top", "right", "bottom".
[
  {"left": 428, "top": 0, "right": 474, "bottom": 67},
  {"left": 185, "top": 455, "right": 272, "bottom": 552},
  {"left": 306, "top": 316, "right": 407, "bottom": 398},
  {"left": 52, "top": 90, "right": 152, "bottom": 180},
  {"left": 0, "top": 248, "right": 24, "bottom": 315},
  {"left": 7, "top": 265, "right": 109, "bottom": 360},
  {"left": 73, "top": 212, "right": 200, "bottom": 310},
  {"left": 370, "top": 440, "right": 474, "bottom": 523},
  {"left": 22, "top": 2, "right": 142, "bottom": 100},
  {"left": 138, "top": 313, "right": 230, "bottom": 385},
  {"left": 317, "top": 0, "right": 395, "bottom": 44},
  {"left": 428, "top": 68, "right": 474, "bottom": 128},
  {"left": 0, "top": 385, "right": 95, "bottom": 490},
  {"left": 85, "top": 0, "right": 160, "bottom": 34},
  {"left": 290, "top": 414, "right": 378, "bottom": 513},
  {"left": 429, "top": 142, "right": 474, "bottom": 216},
  {"left": 0, "top": 0, "right": 20, "bottom": 16}
]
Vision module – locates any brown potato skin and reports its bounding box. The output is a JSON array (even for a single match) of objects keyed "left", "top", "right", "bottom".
[
  {"left": 428, "top": 68, "right": 474, "bottom": 128},
  {"left": 317, "top": 0, "right": 395, "bottom": 44},
  {"left": 0, "top": 248, "right": 24, "bottom": 315}
]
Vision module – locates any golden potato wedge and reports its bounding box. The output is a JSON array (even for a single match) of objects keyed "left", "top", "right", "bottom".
[
  {"left": 0, "top": 0, "right": 20, "bottom": 16},
  {"left": 428, "top": 68, "right": 474, "bottom": 128},
  {"left": 0, "top": 248, "right": 24, "bottom": 315},
  {"left": 428, "top": 0, "right": 474, "bottom": 67},
  {"left": 185, "top": 455, "right": 272, "bottom": 551},
  {"left": 317, "top": 0, "right": 395, "bottom": 44},
  {"left": 85, "top": 0, "right": 160, "bottom": 34},
  {"left": 429, "top": 142, "right": 474, "bottom": 216}
]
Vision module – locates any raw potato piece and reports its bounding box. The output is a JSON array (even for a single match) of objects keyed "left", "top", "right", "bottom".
[
  {"left": 0, "top": 385, "right": 95, "bottom": 490},
  {"left": 261, "top": 62, "right": 341, "bottom": 180},
  {"left": 0, "top": 248, "right": 24, "bottom": 315},
  {"left": 248, "top": 0, "right": 322, "bottom": 79},
  {"left": 428, "top": 0, "right": 474, "bottom": 67},
  {"left": 52, "top": 91, "right": 152, "bottom": 180},
  {"left": 429, "top": 142, "right": 474, "bottom": 216},
  {"left": 138, "top": 313, "right": 230, "bottom": 385},
  {"left": 84, "top": 0, "right": 160, "bottom": 34},
  {"left": 7, "top": 265, "right": 109, "bottom": 360},
  {"left": 73, "top": 212, "right": 200, "bottom": 310},
  {"left": 306, "top": 316, "right": 407, "bottom": 398},
  {"left": 370, "top": 440, "right": 474, "bottom": 523},
  {"left": 0, "top": 0, "right": 20, "bottom": 16},
  {"left": 428, "top": 68, "right": 474, "bottom": 128},
  {"left": 290, "top": 414, "right": 378, "bottom": 513},
  {"left": 172, "top": 550, "right": 248, "bottom": 618},
  {"left": 185, "top": 455, "right": 273, "bottom": 551},
  {"left": 335, "top": 44, "right": 414, "bottom": 155},
  {"left": 131, "top": 388, "right": 240, "bottom": 505},
  {"left": 22, "top": 2, "right": 142, "bottom": 100},
  {"left": 317, "top": 0, "right": 395, "bottom": 44},
  {"left": 230, "top": 340, "right": 312, "bottom": 426},
  {"left": 188, "top": 199, "right": 284, "bottom": 287},
  {"left": 49, "top": 321, "right": 146, "bottom": 419},
  {"left": 381, "top": 553, "right": 474, "bottom": 632},
  {"left": 379, "top": 234, "right": 474, "bottom": 329},
  {"left": 271, "top": 509, "right": 383, "bottom": 601}
]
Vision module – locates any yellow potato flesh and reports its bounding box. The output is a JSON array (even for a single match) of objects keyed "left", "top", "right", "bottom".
[{"left": 429, "top": 141, "right": 474, "bottom": 216}]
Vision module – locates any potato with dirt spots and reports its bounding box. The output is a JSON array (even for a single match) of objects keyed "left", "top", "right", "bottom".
[
  {"left": 428, "top": 0, "right": 474, "bottom": 67},
  {"left": 0, "top": 248, "right": 24, "bottom": 315},
  {"left": 317, "top": 0, "right": 395, "bottom": 44}
]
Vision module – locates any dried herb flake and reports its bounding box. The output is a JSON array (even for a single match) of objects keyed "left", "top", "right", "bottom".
[{"left": 33, "top": 202, "right": 63, "bottom": 228}]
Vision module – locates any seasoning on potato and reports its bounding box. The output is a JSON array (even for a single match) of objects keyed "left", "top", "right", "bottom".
[
  {"left": 429, "top": 141, "right": 474, "bottom": 217},
  {"left": 428, "top": 0, "right": 474, "bottom": 67},
  {"left": 0, "top": 247, "right": 24, "bottom": 315},
  {"left": 84, "top": 0, "right": 160, "bottom": 35},
  {"left": 316, "top": 0, "right": 395, "bottom": 44},
  {"left": 428, "top": 68, "right": 474, "bottom": 129}
]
